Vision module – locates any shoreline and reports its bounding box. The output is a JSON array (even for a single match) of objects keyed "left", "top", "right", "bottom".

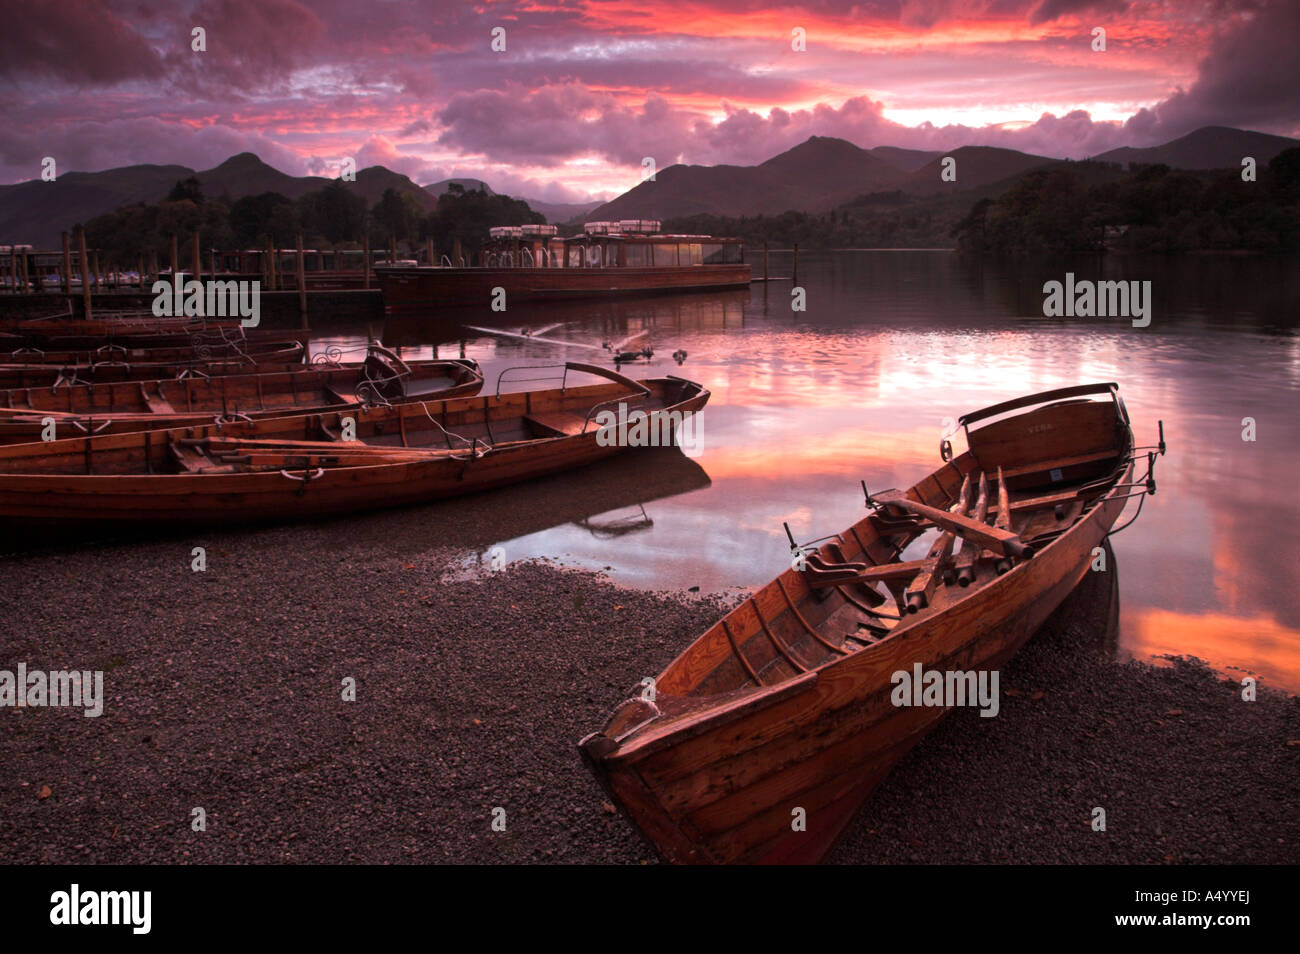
[{"left": 1, "top": 523, "right": 1295, "bottom": 864}]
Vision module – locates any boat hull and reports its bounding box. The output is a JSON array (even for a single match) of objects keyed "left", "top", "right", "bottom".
[
  {"left": 583, "top": 385, "right": 1144, "bottom": 864},
  {"left": 589, "top": 479, "right": 1127, "bottom": 864},
  {"left": 0, "top": 376, "right": 709, "bottom": 527},
  {"left": 378, "top": 264, "right": 752, "bottom": 314}
]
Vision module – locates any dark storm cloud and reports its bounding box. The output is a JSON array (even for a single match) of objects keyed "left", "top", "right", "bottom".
[{"left": 0, "top": 0, "right": 166, "bottom": 84}]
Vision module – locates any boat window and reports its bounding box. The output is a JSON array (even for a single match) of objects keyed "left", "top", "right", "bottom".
[
  {"left": 624, "top": 244, "right": 651, "bottom": 266},
  {"left": 653, "top": 243, "right": 678, "bottom": 267}
]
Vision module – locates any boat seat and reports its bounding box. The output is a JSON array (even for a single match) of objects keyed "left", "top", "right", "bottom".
[
  {"left": 999, "top": 448, "right": 1119, "bottom": 482},
  {"left": 141, "top": 390, "right": 175, "bottom": 414},
  {"left": 324, "top": 387, "right": 358, "bottom": 405},
  {"left": 524, "top": 411, "right": 590, "bottom": 437},
  {"left": 168, "top": 441, "right": 226, "bottom": 473}
]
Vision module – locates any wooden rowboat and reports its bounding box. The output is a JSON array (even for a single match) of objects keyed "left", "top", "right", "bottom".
[
  {"left": 1, "top": 336, "right": 304, "bottom": 367},
  {"left": 581, "top": 383, "right": 1163, "bottom": 864},
  {"left": 0, "top": 348, "right": 482, "bottom": 442},
  {"left": 0, "top": 363, "right": 708, "bottom": 526},
  {"left": 0, "top": 339, "right": 305, "bottom": 389}
]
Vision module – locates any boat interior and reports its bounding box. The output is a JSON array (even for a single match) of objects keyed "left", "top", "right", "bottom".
[
  {"left": 0, "top": 365, "right": 706, "bottom": 477},
  {"left": 600, "top": 385, "right": 1156, "bottom": 736}
]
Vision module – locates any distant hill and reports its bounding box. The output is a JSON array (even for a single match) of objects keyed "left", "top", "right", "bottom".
[
  {"left": 0, "top": 154, "right": 434, "bottom": 247},
  {"left": 869, "top": 145, "right": 943, "bottom": 172},
  {"left": 423, "top": 177, "right": 599, "bottom": 224},
  {"left": 424, "top": 178, "right": 495, "bottom": 196},
  {"left": 903, "top": 145, "right": 1054, "bottom": 195},
  {"left": 587, "top": 136, "right": 908, "bottom": 221},
  {"left": 1093, "top": 126, "right": 1298, "bottom": 170}
]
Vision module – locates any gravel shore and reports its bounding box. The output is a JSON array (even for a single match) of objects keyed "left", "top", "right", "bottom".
[{"left": 1, "top": 501, "right": 1296, "bottom": 865}]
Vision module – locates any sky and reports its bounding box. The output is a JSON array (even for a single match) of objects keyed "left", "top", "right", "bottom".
[{"left": 1, "top": 0, "right": 1297, "bottom": 202}]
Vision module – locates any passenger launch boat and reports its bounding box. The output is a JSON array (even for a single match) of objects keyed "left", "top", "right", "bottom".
[
  {"left": 581, "top": 383, "right": 1163, "bottom": 864},
  {"left": 0, "top": 363, "right": 708, "bottom": 526},
  {"left": 378, "top": 221, "right": 750, "bottom": 315}
]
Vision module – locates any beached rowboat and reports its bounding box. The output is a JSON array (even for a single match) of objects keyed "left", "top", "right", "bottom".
[
  {"left": 0, "top": 348, "right": 483, "bottom": 442},
  {"left": 0, "top": 363, "right": 708, "bottom": 525},
  {"left": 581, "top": 383, "right": 1162, "bottom": 864}
]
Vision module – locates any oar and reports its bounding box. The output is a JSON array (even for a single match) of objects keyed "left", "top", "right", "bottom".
[
  {"left": 867, "top": 485, "right": 1033, "bottom": 560},
  {"left": 954, "top": 471, "right": 989, "bottom": 586},
  {"left": 903, "top": 473, "right": 971, "bottom": 613}
]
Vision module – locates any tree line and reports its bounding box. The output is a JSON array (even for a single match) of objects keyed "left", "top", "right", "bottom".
[
  {"left": 952, "top": 149, "right": 1300, "bottom": 255},
  {"left": 81, "top": 180, "right": 544, "bottom": 266}
]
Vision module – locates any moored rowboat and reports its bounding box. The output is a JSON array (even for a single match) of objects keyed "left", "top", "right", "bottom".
[
  {"left": 0, "top": 339, "right": 306, "bottom": 389},
  {"left": 0, "top": 363, "right": 708, "bottom": 526},
  {"left": 580, "top": 383, "right": 1162, "bottom": 864},
  {"left": 0, "top": 348, "right": 483, "bottom": 443}
]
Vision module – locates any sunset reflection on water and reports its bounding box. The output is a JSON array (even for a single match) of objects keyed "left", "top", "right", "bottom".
[{"left": 313, "top": 250, "right": 1300, "bottom": 691}]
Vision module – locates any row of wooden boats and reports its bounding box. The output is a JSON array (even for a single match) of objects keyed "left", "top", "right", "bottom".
[
  {"left": 581, "top": 382, "right": 1164, "bottom": 864},
  {"left": 0, "top": 312, "right": 712, "bottom": 523}
]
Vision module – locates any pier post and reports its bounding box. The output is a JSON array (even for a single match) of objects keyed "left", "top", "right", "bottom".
[
  {"left": 266, "top": 239, "right": 277, "bottom": 291},
  {"left": 191, "top": 231, "right": 201, "bottom": 284},
  {"left": 170, "top": 233, "right": 179, "bottom": 282},
  {"left": 389, "top": 236, "right": 397, "bottom": 268},
  {"left": 297, "top": 232, "right": 307, "bottom": 328},
  {"left": 92, "top": 251, "right": 102, "bottom": 296},
  {"left": 137, "top": 254, "right": 144, "bottom": 290},
  {"left": 453, "top": 237, "right": 462, "bottom": 268},
  {"left": 77, "top": 227, "right": 92, "bottom": 320},
  {"left": 363, "top": 236, "right": 371, "bottom": 289},
  {"left": 61, "top": 232, "right": 71, "bottom": 295},
  {"left": 792, "top": 242, "right": 799, "bottom": 286},
  {"left": 426, "top": 237, "right": 434, "bottom": 266},
  {"left": 763, "top": 242, "right": 769, "bottom": 282}
]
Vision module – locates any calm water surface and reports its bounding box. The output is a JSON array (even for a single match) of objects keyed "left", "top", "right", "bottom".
[{"left": 312, "top": 251, "right": 1300, "bottom": 691}]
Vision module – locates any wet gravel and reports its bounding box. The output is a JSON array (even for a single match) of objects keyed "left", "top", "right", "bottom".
[{"left": 1, "top": 508, "right": 1296, "bottom": 865}]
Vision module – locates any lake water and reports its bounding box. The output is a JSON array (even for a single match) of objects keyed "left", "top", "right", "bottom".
[{"left": 312, "top": 250, "right": 1300, "bottom": 692}]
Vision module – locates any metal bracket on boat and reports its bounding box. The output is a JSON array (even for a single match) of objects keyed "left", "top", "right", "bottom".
[
  {"left": 214, "top": 412, "right": 254, "bottom": 427},
  {"left": 175, "top": 368, "right": 210, "bottom": 381},
  {"left": 448, "top": 437, "right": 491, "bottom": 462},
  {"left": 279, "top": 467, "right": 324, "bottom": 495},
  {"left": 90, "top": 360, "right": 130, "bottom": 369},
  {"left": 10, "top": 347, "right": 43, "bottom": 358},
  {"left": 70, "top": 418, "right": 112, "bottom": 435},
  {"left": 95, "top": 343, "right": 128, "bottom": 355},
  {"left": 608, "top": 696, "right": 662, "bottom": 744},
  {"left": 312, "top": 346, "right": 344, "bottom": 367}
]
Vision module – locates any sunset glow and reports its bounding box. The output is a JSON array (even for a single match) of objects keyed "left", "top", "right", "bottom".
[{"left": 2, "top": 0, "right": 1297, "bottom": 200}]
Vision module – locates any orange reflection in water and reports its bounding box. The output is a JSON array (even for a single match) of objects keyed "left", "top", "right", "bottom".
[{"left": 1127, "top": 608, "right": 1300, "bottom": 692}]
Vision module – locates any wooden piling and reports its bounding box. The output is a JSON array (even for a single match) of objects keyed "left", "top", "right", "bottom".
[
  {"left": 363, "top": 236, "right": 371, "bottom": 289},
  {"left": 137, "top": 254, "right": 144, "bottom": 289},
  {"left": 763, "top": 242, "right": 769, "bottom": 282},
  {"left": 170, "top": 233, "right": 179, "bottom": 280},
  {"left": 92, "top": 251, "right": 101, "bottom": 294},
  {"left": 389, "top": 236, "right": 397, "bottom": 267},
  {"left": 191, "top": 231, "right": 201, "bottom": 284},
  {"left": 453, "top": 237, "right": 462, "bottom": 268},
  {"left": 77, "top": 228, "right": 92, "bottom": 320},
  {"left": 266, "top": 239, "right": 277, "bottom": 291},
  {"left": 426, "top": 237, "right": 434, "bottom": 266},
  {"left": 792, "top": 242, "right": 799, "bottom": 286},
  {"left": 296, "top": 232, "right": 307, "bottom": 328},
  {"left": 61, "top": 232, "right": 71, "bottom": 295}
]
